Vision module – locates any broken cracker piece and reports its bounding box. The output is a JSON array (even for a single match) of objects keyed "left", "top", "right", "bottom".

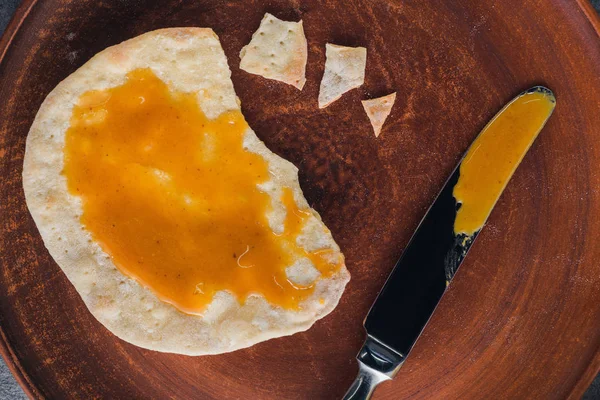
[
  {"left": 318, "top": 44, "right": 367, "bottom": 108},
  {"left": 239, "top": 13, "right": 307, "bottom": 90},
  {"left": 362, "top": 92, "right": 396, "bottom": 137}
]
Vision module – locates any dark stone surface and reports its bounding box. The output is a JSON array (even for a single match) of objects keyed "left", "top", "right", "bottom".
[{"left": 0, "top": 0, "right": 598, "bottom": 399}]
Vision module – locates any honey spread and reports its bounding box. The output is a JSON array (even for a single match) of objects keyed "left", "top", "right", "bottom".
[
  {"left": 453, "top": 89, "right": 555, "bottom": 235},
  {"left": 63, "top": 69, "right": 339, "bottom": 314}
]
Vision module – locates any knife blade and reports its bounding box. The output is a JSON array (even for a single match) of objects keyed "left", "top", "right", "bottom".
[{"left": 343, "top": 86, "right": 556, "bottom": 400}]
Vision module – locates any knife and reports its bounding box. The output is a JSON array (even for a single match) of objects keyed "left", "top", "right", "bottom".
[{"left": 343, "top": 87, "right": 556, "bottom": 400}]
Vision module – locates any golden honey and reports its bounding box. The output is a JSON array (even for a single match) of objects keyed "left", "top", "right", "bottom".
[
  {"left": 63, "top": 69, "right": 339, "bottom": 314},
  {"left": 454, "top": 90, "right": 555, "bottom": 235}
]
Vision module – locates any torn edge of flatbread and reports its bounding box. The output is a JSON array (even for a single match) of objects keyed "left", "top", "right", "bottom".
[
  {"left": 362, "top": 92, "right": 396, "bottom": 137},
  {"left": 318, "top": 43, "right": 367, "bottom": 108},
  {"left": 239, "top": 13, "right": 307, "bottom": 90}
]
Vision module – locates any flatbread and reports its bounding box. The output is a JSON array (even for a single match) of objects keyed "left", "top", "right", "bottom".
[
  {"left": 239, "top": 13, "right": 307, "bottom": 90},
  {"left": 362, "top": 92, "right": 396, "bottom": 137},
  {"left": 23, "top": 28, "right": 350, "bottom": 355},
  {"left": 318, "top": 44, "right": 367, "bottom": 108}
]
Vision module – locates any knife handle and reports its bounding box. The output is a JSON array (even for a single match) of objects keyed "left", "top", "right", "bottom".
[{"left": 342, "top": 360, "right": 389, "bottom": 400}]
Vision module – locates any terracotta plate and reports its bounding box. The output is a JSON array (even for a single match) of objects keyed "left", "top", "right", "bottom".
[{"left": 1, "top": 0, "right": 600, "bottom": 398}]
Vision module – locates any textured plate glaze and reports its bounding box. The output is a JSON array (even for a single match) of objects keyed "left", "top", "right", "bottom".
[{"left": 1, "top": 1, "right": 600, "bottom": 399}]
